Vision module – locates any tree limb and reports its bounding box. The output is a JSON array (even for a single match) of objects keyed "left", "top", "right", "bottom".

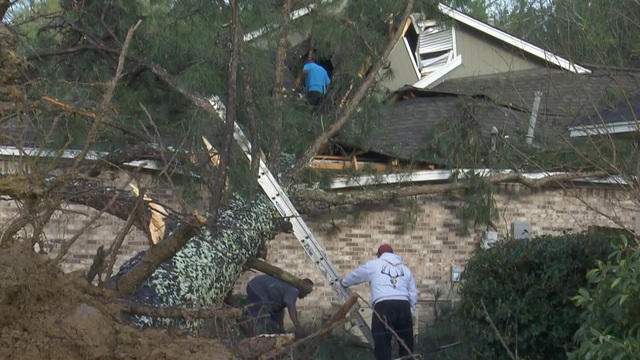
[
  {"left": 289, "top": 0, "right": 415, "bottom": 180},
  {"left": 291, "top": 170, "right": 609, "bottom": 206},
  {"left": 110, "top": 301, "right": 242, "bottom": 320},
  {"left": 113, "top": 213, "right": 205, "bottom": 297},
  {"left": 267, "top": 0, "right": 291, "bottom": 173},
  {"left": 246, "top": 257, "right": 313, "bottom": 296},
  {"left": 481, "top": 299, "right": 517, "bottom": 360}
]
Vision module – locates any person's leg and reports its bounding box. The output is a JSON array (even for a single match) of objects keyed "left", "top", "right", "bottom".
[
  {"left": 268, "top": 308, "right": 285, "bottom": 333},
  {"left": 372, "top": 302, "right": 392, "bottom": 360},
  {"left": 307, "top": 91, "right": 322, "bottom": 105},
  {"left": 395, "top": 301, "right": 414, "bottom": 358},
  {"left": 246, "top": 286, "right": 263, "bottom": 335}
]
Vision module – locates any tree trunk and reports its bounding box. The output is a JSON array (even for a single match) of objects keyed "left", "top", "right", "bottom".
[
  {"left": 268, "top": 0, "right": 291, "bottom": 173},
  {"left": 110, "top": 196, "right": 280, "bottom": 331}
]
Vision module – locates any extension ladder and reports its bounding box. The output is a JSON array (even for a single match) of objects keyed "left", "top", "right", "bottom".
[{"left": 208, "top": 97, "right": 374, "bottom": 346}]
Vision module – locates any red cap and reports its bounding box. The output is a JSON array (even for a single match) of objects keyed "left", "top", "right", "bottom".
[{"left": 377, "top": 244, "right": 393, "bottom": 256}]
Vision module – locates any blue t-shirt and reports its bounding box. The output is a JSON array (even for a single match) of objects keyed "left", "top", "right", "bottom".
[
  {"left": 247, "top": 274, "right": 299, "bottom": 308},
  {"left": 303, "top": 62, "right": 330, "bottom": 94}
]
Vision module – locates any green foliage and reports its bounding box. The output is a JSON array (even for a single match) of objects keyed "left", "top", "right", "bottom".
[
  {"left": 394, "top": 197, "right": 420, "bottom": 232},
  {"left": 458, "top": 230, "right": 619, "bottom": 359},
  {"left": 491, "top": 0, "right": 640, "bottom": 67},
  {"left": 456, "top": 171, "right": 495, "bottom": 234},
  {"left": 570, "top": 235, "right": 640, "bottom": 360},
  {"left": 422, "top": 99, "right": 637, "bottom": 175},
  {"left": 422, "top": 100, "right": 488, "bottom": 168}
]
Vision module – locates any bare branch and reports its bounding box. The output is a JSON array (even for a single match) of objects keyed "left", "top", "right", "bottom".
[
  {"left": 292, "top": 171, "right": 608, "bottom": 206},
  {"left": 481, "top": 299, "right": 517, "bottom": 360},
  {"left": 246, "top": 257, "right": 313, "bottom": 296},
  {"left": 72, "top": 20, "right": 142, "bottom": 171},
  {"left": 101, "top": 191, "right": 145, "bottom": 281}
]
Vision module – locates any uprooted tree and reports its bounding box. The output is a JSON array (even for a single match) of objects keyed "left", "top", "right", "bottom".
[
  {"left": 2, "top": 0, "right": 640, "bottom": 358},
  {"left": 0, "top": 0, "right": 435, "bottom": 358}
]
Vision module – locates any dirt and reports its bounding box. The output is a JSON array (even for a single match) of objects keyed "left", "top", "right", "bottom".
[{"left": 0, "top": 245, "right": 235, "bottom": 360}]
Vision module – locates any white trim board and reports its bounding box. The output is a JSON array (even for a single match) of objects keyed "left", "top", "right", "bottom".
[
  {"left": 437, "top": 3, "right": 591, "bottom": 75},
  {"left": 569, "top": 121, "right": 640, "bottom": 137},
  {"left": 0, "top": 146, "right": 162, "bottom": 170},
  {"left": 326, "top": 168, "right": 626, "bottom": 189},
  {"left": 413, "top": 54, "right": 462, "bottom": 88},
  {"left": 403, "top": 36, "right": 421, "bottom": 79}
]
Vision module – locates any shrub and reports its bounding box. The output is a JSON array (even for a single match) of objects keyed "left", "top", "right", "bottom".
[
  {"left": 570, "top": 234, "right": 640, "bottom": 360},
  {"left": 458, "top": 230, "right": 617, "bottom": 359}
]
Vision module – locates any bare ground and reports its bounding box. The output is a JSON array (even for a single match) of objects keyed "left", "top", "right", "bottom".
[{"left": 0, "top": 245, "right": 234, "bottom": 360}]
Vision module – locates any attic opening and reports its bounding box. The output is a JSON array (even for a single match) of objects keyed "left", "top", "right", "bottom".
[
  {"left": 402, "top": 15, "right": 456, "bottom": 78},
  {"left": 312, "top": 141, "right": 437, "bottom": 172},
  {"left": 303, "top": 47, "right": 334, "bottom": 78}
]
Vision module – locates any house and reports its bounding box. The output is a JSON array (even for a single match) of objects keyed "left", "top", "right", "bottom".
[
  {"left": 357, "top": 67, "right": 640, "bottom": 167},
  {"left": 568, "top": 92, "right": 640, "bottom": 138},
  {"left": 381, "top": 3, "right": 590, "bottom": 92},
  {"left": 256, "top": 4, "right": 640, "bottom": 317}
]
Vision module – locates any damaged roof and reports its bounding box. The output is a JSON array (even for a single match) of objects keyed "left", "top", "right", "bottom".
[{"left": 357, "top": 67, "right": 640, "bottom": 163}]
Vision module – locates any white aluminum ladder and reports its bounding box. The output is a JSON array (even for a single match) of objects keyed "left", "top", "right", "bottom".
[{"left": 208, "top": 97, "right": 374, "bottom": 346}]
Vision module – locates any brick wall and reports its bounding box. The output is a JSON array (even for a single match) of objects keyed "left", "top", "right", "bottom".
[
  {"left": 1, "top": 181, "right": 636, "bottom": 319},
  {"left": 234, "top": 183, "right": 637, "bottom": 319}
]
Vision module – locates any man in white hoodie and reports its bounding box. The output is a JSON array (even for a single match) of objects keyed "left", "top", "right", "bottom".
[{"left": 341, "top": 244, "right": 418, "bottom": 360}]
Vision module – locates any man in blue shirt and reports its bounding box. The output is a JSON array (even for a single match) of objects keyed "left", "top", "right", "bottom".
[
  {"left": 302, "top": 58, "right": 330, "bottom": 106},
  {"left": 246, "top": 274, "right": 313, "bottom": 338}
]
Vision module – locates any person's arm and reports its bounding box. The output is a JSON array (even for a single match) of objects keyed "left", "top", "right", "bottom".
[
  {"left": 341, "top": 261, "right": 371, "bottom": 287},
  {"left": 407, "top": 268, "right": 418, "bottom": 314},
  {"left": 286, "top": 303, "right": 305, "bottom": 338}
]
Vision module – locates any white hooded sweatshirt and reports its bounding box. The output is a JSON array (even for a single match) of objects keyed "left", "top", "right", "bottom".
[{"left": 341, "top": 252, "right": 418, "bottom": 313}]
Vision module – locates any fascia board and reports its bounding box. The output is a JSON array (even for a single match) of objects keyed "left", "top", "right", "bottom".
[
  {"left": 326, "top": 168, "right": 626, "bottom": 189},
  {"left": 413, "top": 54, "right": 462, "bottom": 88},
  {"left": 569, "top": 121, "right": 639, "bottom": 137},
  {"left": 438, "top": 3, "right": 591, "bottom": 74},
  {"left": 403, "top": 36, "right": 421, "bottom": 79},
  {"left": 0, "top": 146, "right": 162, "bottom": 170},
  {"left": 243, "top": 3, "right": 319, "bottom": 41}
]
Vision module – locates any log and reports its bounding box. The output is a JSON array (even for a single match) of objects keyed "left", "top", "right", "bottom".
[
  {"left": 246, "top": 258, "right": 313, "bottom": 296},
  {"left": 114, "top": 215, "right": 205, "bottom": 297},
  {"left": 111, "top": 301, "right": 242, "bottom": 320},
  {"left": 110, "top": 195, "right": 281, "bottom": 331}
]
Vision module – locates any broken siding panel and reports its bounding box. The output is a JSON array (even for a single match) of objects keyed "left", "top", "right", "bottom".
[
  {"left": 416, "top": 27, "right": 455, "bottom": 76},
  {"left": 417, "top": 27, "right": 453, "bottom": 55}
]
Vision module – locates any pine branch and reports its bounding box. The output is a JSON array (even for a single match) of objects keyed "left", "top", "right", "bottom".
[
  {"left": 267, "top": 0, "right": 291, "bottom": 173},
  {"left": 291, "top": 170, "right": 609, "bottom": 206},
  {"left": 288, "top": 0, "right": 415, "bottom": 180},
  {"left": 206, "top": 0, "right": 240, "bottom": 225}
]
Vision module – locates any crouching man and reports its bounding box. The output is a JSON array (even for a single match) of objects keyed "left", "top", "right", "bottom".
[{"left": 246, "top": 274, "right": 313, "bottom": 339}]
